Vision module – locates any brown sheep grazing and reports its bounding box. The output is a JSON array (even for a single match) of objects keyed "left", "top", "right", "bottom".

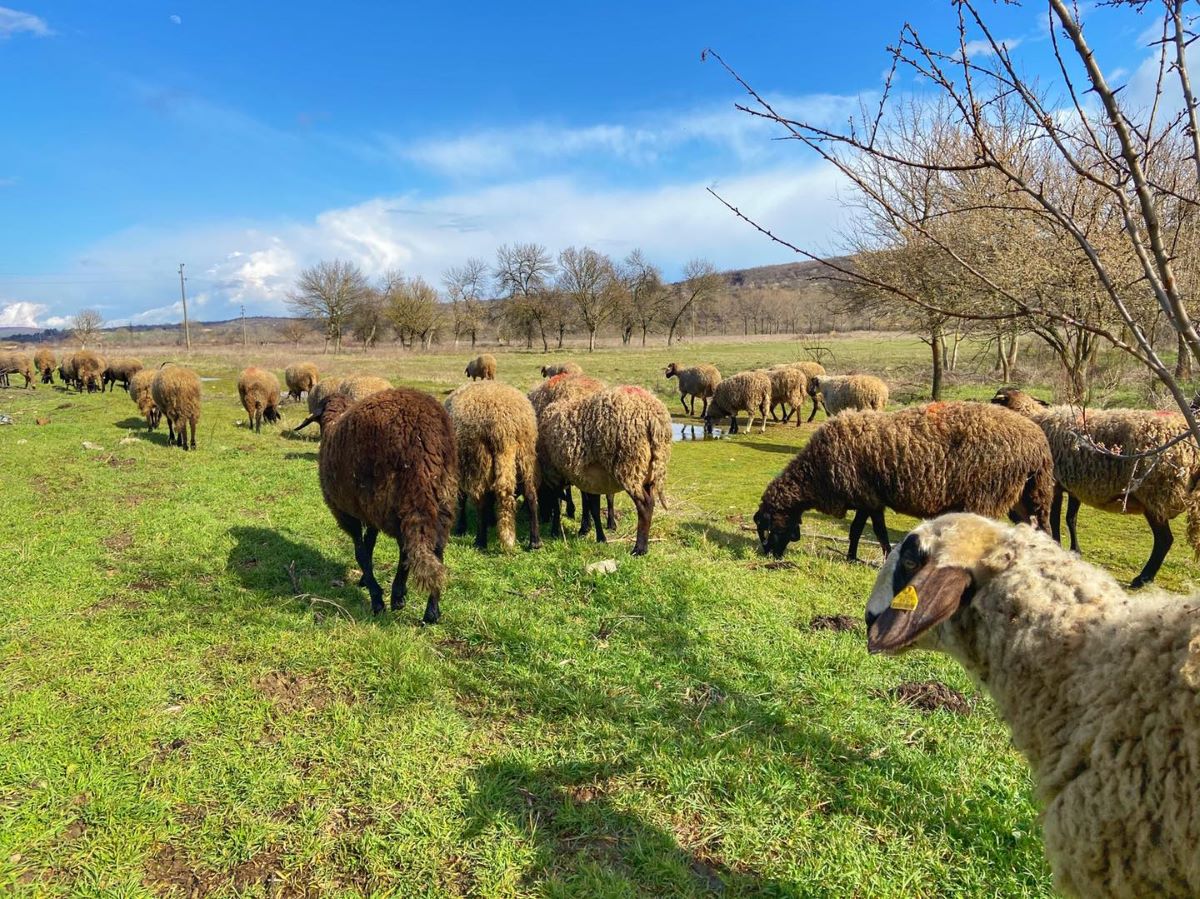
[
  {"left": 237, "top": 366, "right": 283, "bottom": 433},
  {"left": 704, "top": 370, "right": 772, "bottom": 436},
  {"left": 445, "top": 381, "right": 541, "bottom": 551},
  {"left": 465, "top": 353, "right": 497, "bottom": 381},
  {"left": 151, "top": 365, "right": 202, "bottom": 450},
  {"left": 664, "top": 362, "right": 722, "bottom": 418},
  {"left": 128, "top": 369, "right": 161, "bottom": 430},
  {"left": 754, "top": 402, "right": 1055, "bottom": 562},
  {"left": 338, "top": 375, "right": 392, "bottom": 404},
  {"left": 33, "top": 349, "right": 55, "bottom": 384},
  {"left": 0, "top": 351, "right": 35, "bottom": 389},
  {"left": 300, "top": 388, "right": 458, "bottom": 623},
  {"left": 307, "top": 377, "right": 346, "bottom": 415},
  {"left": 541, "top": 361, "right": 582, "bottom": 378},
  {"left": 58, "top": 354, "right": 78, "bottom": 390},
  {"left": 102, "top": 357, "right": 144, "bottom": 392},
  {"left": 72, "top": 350, "right": 106, "bottom": 393},
  {"left": 284, "top": 362, "right": 319, "bottom": 402},
  {"left": 992, "top": 386, "right": 1200, "bottom": 586},
  {"left": 539, "top": 385, "right": 672, "bottom": 555}
]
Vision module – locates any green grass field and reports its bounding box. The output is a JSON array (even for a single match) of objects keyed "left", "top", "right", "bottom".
[{"left": 1, "top": 337, "right": 1194, "bottom": 897}]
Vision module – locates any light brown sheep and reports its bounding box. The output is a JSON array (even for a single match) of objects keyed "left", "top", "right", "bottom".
[
  {"left": 763, "top": 366, "right": 809, "bottom": 427},
  {"left": 664, "top": 362, "right": 722, "bottom": 418},
  {"left": 151, "top": 365, "right": 202, "bottom": 450},
  {"left": 445, "top": 381, "right": 541, "bottom": 551},
  {"left": 539, "top": 385, "right": 671, "bottom": 555},
  {"left": 307, "top": 376, "right": 346, "bottom": 415},
  {"left": 337, "top": 375, "right": 392, "bottom": 404},
  {"left": 754, "top": 401, "right": 1054, "bottom": 562},
  {"left": 540, "top": 361, "right": 582, "bottom": 378},
  {"left": 128, "top": 369, "right": 160, "bottom": 430},
  {"left": 72, "top": 350, "right": 106, "bottom": 393},
  {"left": 465, "top": 353, "right": 497, "bottom": 380},
  {"left": 0, "top": 351, "right": 35, "bottom": 389},
  {"left": 704, "top": 370, "right": 771, "bottom": 436},
  {"left": 237, "top": 366, "right": 283, "bottom": 433},
  {"left": 284, "top": 362, "right": 319, "bottom": 402},
  {"left": 992, "top": 386, "right": 1200, "bottom": 586},
  {"left": 33, "top": 348, "right": 55, "bottom": 384},
  {"left": 807, "top": 373, "right": 888, "bottom": 421}
]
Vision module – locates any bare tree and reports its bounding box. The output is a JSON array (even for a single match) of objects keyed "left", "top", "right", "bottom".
[
  {"left": 387, "top": 276, "right": 443, "bottom": 350},
  {"left": 494, "top": 243, "right": 556, "bottom": 352},
  {"left": 278, "top": 319, "right": 312, "bottom": 346},
  {"left": 350, "top": 284, "right": 390, "bottom": 349},
  {"left": 621, "top": 249, "right": 669, "bottom": 346},
  {"left": 287, "top": 259, "right": 369, "bottom": 354},
  {"left": 70, "top": 309, "right": 104, "bottom": 348},
  {"left": 557, "top": 246, "right": 615, "bottom": 351},
  {"left": 443, "top": 258, "right": 488, "bottom": 348},
  {"left": 667, "top": 259, "right": 722, "bottom": 347}
]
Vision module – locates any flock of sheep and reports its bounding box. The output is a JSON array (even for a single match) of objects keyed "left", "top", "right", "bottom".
[{"left": 9, "top": 345, "right": 1200, "bottom": 896}]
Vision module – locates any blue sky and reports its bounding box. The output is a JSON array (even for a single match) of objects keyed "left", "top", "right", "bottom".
[{"left": 0, "top": 1, "right": 1169, "bottom": 327}]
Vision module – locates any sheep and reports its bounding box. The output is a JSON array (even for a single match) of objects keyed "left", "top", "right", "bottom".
[
  {"left": 527, "top": 373, "right": 617, "bottom": 530},
  {"left": 770, "top": 361, "right": 825, "bottom": 421},
  {"left": 754, "top": 401, "right": 1054, "bottom": 562},
  {"left": 703, "top": 370, "right": 771, "bottom": 436},
  {"left": 465, "top": 353, "right": 497, "bottom": 381},
  {"left": 337, "top": 375, "right": 392, "bottom": 404},
  {"left": 58, "top": 354, "right": 78, "bottom": 390},
  {"left": 0, "top": 352, "right": 35, "bottom": 389},
  {"left": 664, "top": 362, "right": 722, "bottom": 418},
  {"left": 865, "top": 513, "right": 1200, "bottom": 898},
  {"left": 151, "top": 365, "right": 202, "bottom": 450},
  {"left": 284, "top": 362, "right": 319, "bottom": 402},
  {"left": 540, "top": 361, "right": 582, "bottom": 378},
  {"left": 33, "top": 349, "right": 54, "bottom": 384},
  {"left": 102, "top": 357, "right": 144, "bottom": 392},
  {"left": 806, "top": 373, "right": 888, "bottom": 421},
  {"left": 237, "top": 366, "right": 283, "bottom": 433},
  {"left": 445, "top": 381, "right": 541, "bottom": 551},
  {"left": 72, "top": 350, "right": 106, "bottom": 393},
  {"left": 763, "top": 366, "right": 809, "bottom": 427},
  {"left": 538, "top": 385, "right": 671, "bottom": 555},
  {"left": 297, "top": 388, "right": 458, "bottom": 623},
  {"left": 991, "top": 386, "right": 1200, "bottom": 586},
  {"left": 127, "top": 369, "right": 160, "bottom": 430},
  {"left": 307, "top": 376, "right": 346, "bottom": 416}
]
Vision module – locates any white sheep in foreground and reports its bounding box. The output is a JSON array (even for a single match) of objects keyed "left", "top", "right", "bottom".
[{"left": 865, "top": 513, "right": 1200, "bottom": 899}]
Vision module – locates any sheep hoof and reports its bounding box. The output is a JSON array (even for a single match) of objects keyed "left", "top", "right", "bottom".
[
  {"left": 528, "top": 538, "right": 542, "bottom": 551},
  {"left": 391, "top": 594, "right": 406, "bottom": 611},
  {"left": 370, "top": 597, "right": 385, "bottom": 615},
  {"left": 1131, "top": 577, "right": 1150, "bottom": 590},
  {"left": 473, "top": 537, "right": 488, "bottom": 550},
  {"left": 631, "top": 546, "right": 648, "bottom": 557}
]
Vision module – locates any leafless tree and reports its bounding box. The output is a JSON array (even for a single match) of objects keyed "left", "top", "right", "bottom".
[
  {"left": 557, "top": 246, "right": 616, "bottom": 351},
  {"left": 667, "top": 258, "right": 723, "bottom": 347},
  {"left": 350, "top": 282, "right": 390, "bottom": 349},
  {"left": 287, "top": 259, "right": 370, "bottom": 354},
  {"left": 70, "top": 309, "right": 104, "bottom": 348},
  {"left": 443, "top": 258, "right": 489, "bottom": 348},
  {"left": 494, "top": 242, "right": 556, "bottom": 351},
  {"left": 706, "top": 0, "right": 1200, "bottom": 442},
  {"left": 387, "top": 275, "right": 443, "bottom": 350},
  {"left": 278, "top": 319, "right": 312, "bottom": 346},
  {"left": 621, "top": 249, "right": 670, "bottom": 346}
]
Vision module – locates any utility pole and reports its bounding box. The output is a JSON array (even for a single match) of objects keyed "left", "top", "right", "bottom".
[
  {"left": 178, "top": 263, "right": 192, "bottom": 352},
  {"left": 241, "top": 304, "right": 247, "bottom": 350}
]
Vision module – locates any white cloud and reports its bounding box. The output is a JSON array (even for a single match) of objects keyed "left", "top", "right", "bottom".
[
  {"left": 0, "top": 6, "right": 51, "bottom": 38},
  {"left": 0, "top": 301, "right": 47, "bottom": 327},
  {"left": 961, "top": 36, "right": 1022, "bottom": 59},
  {"left": 169, "top": 14, "right": 181, "bottom": 25},
  {"left": 44, "top": 315, "right": 69, "bottom": 328}
]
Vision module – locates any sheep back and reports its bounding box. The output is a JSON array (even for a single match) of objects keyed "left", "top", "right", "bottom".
[
  {"left": 0, "top": 351, "right": 34, "bottom": 387},
  {"left": 708, "top": 370, "right": 771, "bottom": 421},
  {"left": 308, "top": 377, "right": 346, "bottom": 415},
  {"left": 528, "top": 373, "right": 607, "bottom": 420},
  {"left": 541, "top": 361, "right": 582, "bottom": 378},
  {"left": 337, "top": 375, "right": 392, "bottom": 404},
  {"left": 666, "top": 363, "right": 722, "bottom": 399},
  {"left": 466, "top": 353, "right": 497, "bottom": 380},
  {"left": 151, "top": 366, "right": 202, "bottom": 447},
  {"left": 284, "top": 362, "right": 319, "bottom": 400},
  {"left": 811, "top": 374, "right": 888, "bottom": 415}
]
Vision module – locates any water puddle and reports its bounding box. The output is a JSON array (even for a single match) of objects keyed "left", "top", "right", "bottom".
[
  {"left": 199, "top": 377, "right": 220, "bottom": 382},
  {"left": 672, "top": 422, "right": 723, "bottom": 441}
]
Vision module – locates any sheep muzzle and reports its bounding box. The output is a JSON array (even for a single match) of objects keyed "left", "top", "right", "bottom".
[{"left": 867, "top": 564, "right": 973, "bottom": 654}]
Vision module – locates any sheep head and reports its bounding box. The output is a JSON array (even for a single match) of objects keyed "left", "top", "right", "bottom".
[
  {"left": 753, "top": 476, "right": 805, "bottom": 558},
  {"left": 990, "top": 387, "right": 1048, "bottom": 416},
  {"left": 295, "top": 392, "right": 351, "bottom": 434},
  {"left": 664, "top": 362, "right": 678, "bottom": 378},
  {"left": 865, "top": 514, "right": 1005, "bottom": 655},
  {"left": 806, "top": 376, "right": 821, "bottom": 398}
]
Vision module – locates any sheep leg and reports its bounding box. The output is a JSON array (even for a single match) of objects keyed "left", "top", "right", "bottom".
[
  {"left": 631, "top": 490, "right": 654, "bottom": 556},
  {"left": 807, "top": 398, "right": 821, "bottom": 423},
  {"left": 453, "top": 494, "right": 469, "bottom": 536},
  {"left": 1065, "top": 493, "right": 1082, "bottom": 554},
  {"left": 847, "top": 509, "right": 869, "bottom": 562},
  {"left": 356, "top": 526, "right": 378, "bottom": 587},
  {"left": 728, "top": 415, "right": 738, "bottom": 435},
  {"left": 1049, "top": 486, "right": 1064, "bottom": 544},
  {"left": 770, "top": 403, "right": 780, "bottom": 422},
  {"left": 1132, "top": 514, "right": 1174, "bottom": 588},
  {"left": 590, "top": 493, "right": 606, "bottom": 543},
  {"left": 869, "top": 510, "right": 891, "bottom": 558},
  {"left": 700, "top": 396, "right": 709, "bottom": 419},
  {"left": 564, "top": 486, "right": 576, "bottom": 519},
  {"left": 475, "top": 492, "right": 494, "bottom": 550},
  {"left": 187, "top": 417, "right": 197, "bottom": 451},
  {"left": 606, "top": 494, "right": 617, "bottom": 530},
  {"left": 579, "top": 491, "right": 595, "bottom": 537},
  {"left": 760, "top": 404, "right": 768, "bottom": 433},
  {"left": 680, "top": 392, "right": 690, "bottom": 416},
  {"left": 422, "top": 543, "right": 444, "bottom": 624},
  {"left": 355, "top": 525, "right": 385, "bottom": 614},
  {"left": 525, "top": 480, "right": 542, "bottom": 550},
  {"left": 549, "top": 487, "right": 564, "bottom": 538},
  {"left": 390, "top": 555, "right": 408, "bottom": 611}
]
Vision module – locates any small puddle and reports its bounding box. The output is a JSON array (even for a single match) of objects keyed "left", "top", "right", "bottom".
[
  {"left": 199, "top": 377, "right": 220, "bottom": 382},
  {"left": 672, "top": 422, "right": 723, "bottom": 441}
]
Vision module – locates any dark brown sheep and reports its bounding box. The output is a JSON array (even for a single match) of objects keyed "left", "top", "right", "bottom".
[
  {"left": 151, "top": 365, "right": 202, "bottom": 450},
  {"left": 237, "top": 366, "right": 283, "bottom": 433},
  {"left": 33, "top": 348, "right": 55, "bottom": 384},
  {"left": 754, "top": 402, "right": 1055, "bottom": 562},
  {"left": 102, "top": 357, "right": 144, "bottom": 392},
  {"left": 297, "top": 388, "right": 458, "bottom": 623}
]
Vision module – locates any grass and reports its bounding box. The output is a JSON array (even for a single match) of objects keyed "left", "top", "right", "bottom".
[{"left": 1, "top": 337, "right": 1194, "bottom": 897}]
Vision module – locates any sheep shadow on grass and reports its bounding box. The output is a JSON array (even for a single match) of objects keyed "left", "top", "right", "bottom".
[
  {"left": 736, "top": 439, "right": 803, "bottom": 456},
  {"left": 113, "top": 416, "right": 172, "bottom": 446}
]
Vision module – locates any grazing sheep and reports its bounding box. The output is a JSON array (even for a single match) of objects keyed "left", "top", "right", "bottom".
[
  {"left": 539, "top": 385, "right": 671, "bottom": 555},
  {"left": 151, "top": 365, "right": 202, "bottom": 450},
  {"left": 465, "top": 353, "right": 497, "bottom": 381},
  {"left": 127, "top": 369, "right": 160, "bottom": 430},
  {"left": 102, "top": 357, "right": 144, "bottom": 392},
  {"left": 664, "top": 362, "right": 722, "bottom": 418},
  {"left": 33, "top": 349, "right": 54, "bottom": 384},
  {"left": 445, "top": 381, "right": 541, "bottom": 551},
  {"left": 540, "top": 361, "right": 582, "bottom": 378},
  {"left": 72, "top": 350, "right": 106, "bottom": 393},
  {"left": 307, "top": 376, "right": 346, "bottom": 416},
  {"left": 770, "top": 361, "right": 825, "bottom": 421},
  {"left": 754, "top": 402, "right": 1054, "bottom": 562},
  {"left": 992, "top": 386, "right": 1200, "bottom": 586},
  {"left": 865, "top": 513, "right": 1200, "bottom": 898},
  {"left": 284, "top": 362, "right": 319, "bottom": 402},
  {"left": 337, "top": 375, "right": 392, "bottom": 404},
  {"left": 58, "top": 354, "right": 78, "bottom": 390},
  {"left": 763, "top": 366, "right": 809, "bottom": 427},
  {"left": 806, "top": 374, "right": 888, "bottom": 421},
  {"left": 0, "top": 352, "right": 35, "bottom": 389},
  {"left": 704, "top": 370, "right": 771, "bottom": 436},
  {"left": 300, "top": 388, "right": 458, "bottom": 623},
  {"left": 237, "top": 366, "right": 283, "bottom": 433},
  {"left": 527, "top": 373, "right": 617, "bottom": 529}
]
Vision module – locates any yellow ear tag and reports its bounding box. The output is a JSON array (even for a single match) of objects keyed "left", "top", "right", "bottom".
[{"left": 890, "top": 585, "right": 919, "bottom": 611}]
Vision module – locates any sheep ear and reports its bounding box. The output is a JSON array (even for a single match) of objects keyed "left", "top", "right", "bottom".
[{"left": 867, "top": 565, "right": 972, "bottom": 654}]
